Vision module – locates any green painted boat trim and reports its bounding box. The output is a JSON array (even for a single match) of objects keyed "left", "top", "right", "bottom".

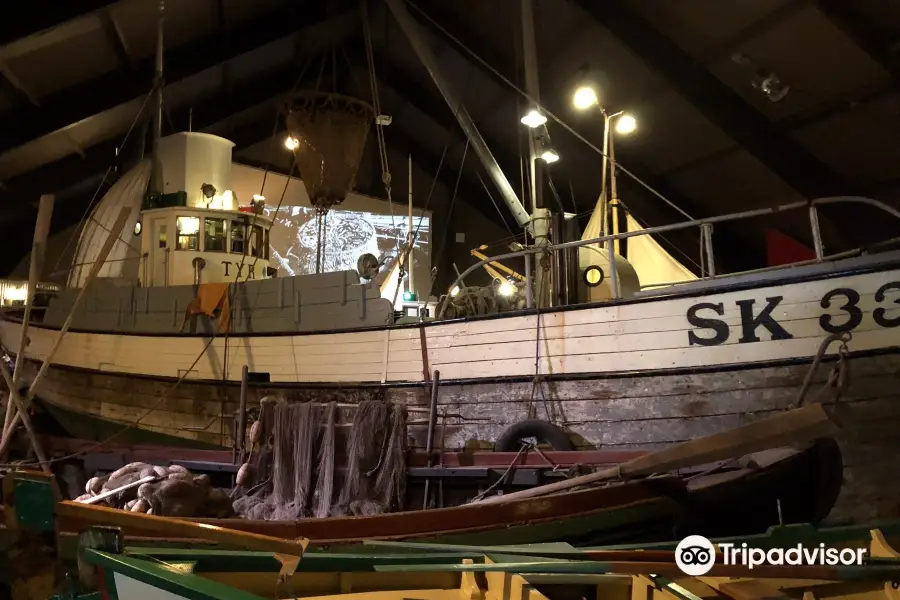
[
  {"left": 85, "top": 549, "right": 266, "bottom": 600},
  {"left": 123, "top": 548, "right": 485, "bottom": 573},
  {"left": 372, "top": 560, "right": 900, "bottom": 580},
  {"left": 590, "top": 519, "right": 900, "bottom": 551},
  {"left": 362, "top": 540, "right": 581, "bottom": 555},
  {"left": 41, "top": 400, "right": 223, "bottom": 450}
]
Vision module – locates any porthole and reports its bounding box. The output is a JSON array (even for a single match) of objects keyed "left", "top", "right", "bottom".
[{"left": 583, "top": 265, "right": 604, "bottom": 287}]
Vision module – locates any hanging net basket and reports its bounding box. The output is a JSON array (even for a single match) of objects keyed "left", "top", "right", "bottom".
[{"left": 283, "top": 92, "right": 374, "bottom": 211}]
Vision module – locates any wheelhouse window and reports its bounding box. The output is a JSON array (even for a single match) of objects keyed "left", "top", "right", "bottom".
[
  {"left": 250, "top": 225, "right": 264, "bottom": 258},
  {"left": 175, "top": 216, "right": 200, "bottom": 251},
  {"left": 204, "top": 217, "right": 226, "bottom": 252},
  {"left": 157, "top": 224, "right": 167, "bottom": 249},
  {"left": 231, "top": 221, "right": 246, "bottom": 254},
  {"left": 264, "top": 228, "right": 270, "bottom": 259}
]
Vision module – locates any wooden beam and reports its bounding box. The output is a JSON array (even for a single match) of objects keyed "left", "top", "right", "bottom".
[
  {"left": 99, "top": 9, "right": 135, "bottom": 71},
  {"left": 0, "top": 65, "right": 325, "bottom": 206},
  {"left": 569, "top": 0, "right": 897, "bottom": 251},
  {"left": 0, "top": 5, "right": 343, "bottom": 155},
  {"left": 0, "top": 61, "right": 38, "bottom": 106},
  {"left": 0, "top": 1, "right": 119, "bottom": 48},
  {"left": 572, "top": 0, "right": 850, "bottom": 200},
  {"left": 817, "top": 0, "right": 900, "bottom": 86}
]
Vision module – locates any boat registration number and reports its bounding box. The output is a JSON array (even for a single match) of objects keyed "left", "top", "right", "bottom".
[{"left": 685, "top": 281, "right": 900, "bottom": 347}]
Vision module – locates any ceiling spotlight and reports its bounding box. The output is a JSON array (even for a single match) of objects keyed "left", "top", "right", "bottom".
[
  {"left": 540, "top": 149, "right": 559, "bottom": 163},
  {"left": 520, "top": 109, "right": 547, "bottom": 128},
  {"left": 572, "top": 85, "right": 599, "bottom": 110},
  {"left": 284, "top": 135, "right": 299, "bottom": 151},
  {"left": 753, "top": 73, "right": 790, "bottom": 103},
  {"left": 615, "top": 114, "right": 637, "bottom": 135}
]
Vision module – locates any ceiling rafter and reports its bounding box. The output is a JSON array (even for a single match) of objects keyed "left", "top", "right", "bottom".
[
  {"left": 0, "top": 62, "right": 329, "bottom": 208},
  {"left": 0, "top": 4, "right": 343, "bottom": 156},
  {"left": 99, "top": 8, "right": 135, "bottom": 71},
  {"left": 572, "top": 0, "right": 850, "bottom": 200},
  {"left": 816, "top": 0, "right": 900, "bottom": 86},
  {"left": 568, "top": 0, "right": 889, "bottom": 252},
  {"left": 0, "top": 1, "right": 119, "bottom": 48}
]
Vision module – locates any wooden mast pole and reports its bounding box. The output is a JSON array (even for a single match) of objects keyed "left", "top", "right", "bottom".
[
  {"left": 0, "top": 207, "right": 132, "bottom": 456},
  {"left": 2, "top": 194, "right": 54, "bottom": 434}
]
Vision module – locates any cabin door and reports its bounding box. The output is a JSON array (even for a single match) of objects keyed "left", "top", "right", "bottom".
[{"left": 149, "top": 218, "right": 170, "bottom": 286}]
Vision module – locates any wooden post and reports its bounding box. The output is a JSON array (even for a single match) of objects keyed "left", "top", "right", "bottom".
[
  {"left": 423, "top": 369, "right": 440, "bottom": 509},
  {"left": 237, "top": 364, "right": 249, "bottom": 462},
  {"left": 0, "top": 361, "right": 50, "bottom": 473},
  {"left": 3, "top": 194, "right": 54, "bottom": 434},
  {"left": 0, "top": 207, "right": 131, "bottom": 456}
]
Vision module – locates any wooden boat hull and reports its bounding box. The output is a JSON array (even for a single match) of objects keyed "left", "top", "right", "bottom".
[
  {"left": 3, "top": 254, "right": 900, "bottom": 525},
  {"left": 14, "top": 349, "right": 899, "bottom": 525},
  {"left": 50, "top": 439, "right": 842, "bottom": 549}
]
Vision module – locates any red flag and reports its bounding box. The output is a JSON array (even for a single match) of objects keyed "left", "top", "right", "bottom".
[{"left": 766, "top": 229, "right": 815, "bottom": 266}]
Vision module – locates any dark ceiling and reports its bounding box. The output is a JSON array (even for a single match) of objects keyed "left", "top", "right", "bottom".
[{"left": 0, "top": 0, "right": 898, "bottom": 277}]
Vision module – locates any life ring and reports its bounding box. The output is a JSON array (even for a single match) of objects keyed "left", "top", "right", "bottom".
[{"left": 494, "top": 419, "right": 575, "bottom": 452}]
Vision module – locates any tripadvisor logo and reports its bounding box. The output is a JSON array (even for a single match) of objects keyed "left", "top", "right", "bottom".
[
  {"left": 675, "top": 535, "right": 716, "bottom": 576},
  {"left": 675, "top": 535, "right": 868, "bottom": 575}
]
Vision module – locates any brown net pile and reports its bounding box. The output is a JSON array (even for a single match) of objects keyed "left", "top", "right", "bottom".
[
  {"left": 283, "top": 92, "right": 374, "bottom": 211},
  {"left": 232, "top": 399, "right": 407, "bottom": 521}
]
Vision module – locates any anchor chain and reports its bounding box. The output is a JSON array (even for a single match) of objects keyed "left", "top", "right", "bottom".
[{"left": 794, "top": 331, "right": 852, "bottom": 408}]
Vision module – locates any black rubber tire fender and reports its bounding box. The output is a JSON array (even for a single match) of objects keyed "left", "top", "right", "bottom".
[{"left": 494, "top": 419, "right": 575, "bottom": 452}]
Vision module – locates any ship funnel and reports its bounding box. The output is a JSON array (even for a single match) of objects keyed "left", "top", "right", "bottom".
[{"left": 283, "top": 92, "right": 374, "bottom": 210}]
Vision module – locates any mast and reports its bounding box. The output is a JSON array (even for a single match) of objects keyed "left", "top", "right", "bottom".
[
  {"left": 150, "top": 0, "right": 164, "bottom": 194},
  {"left": 519, "top": 0, "right": 551, "bottom": 307},
  {"left": 383, "top": 0, "right": 529, "bottom": 229},
  {"left": 407, "top": 153, "right": 415, "bottom": 298},
  {"left": 520, "top": 0, "right": 542, "bottom": 214}
]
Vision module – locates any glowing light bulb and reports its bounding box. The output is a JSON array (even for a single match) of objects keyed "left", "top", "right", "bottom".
[
  {"left": 615, "top": 114, "right": 637, "bottom": 135},
  {"left": 498, "top": 281, "right": 516, "bottom": 297},
  {"left": 520, "top": 109, "right": 547, "bottom": 128},
  {"left": 284, "top": 135, "right": 299, "bottom": 150},
  {"left": 450, "top": 285, "right": 460, "bottom": 297},
  {"left": 540, "top": 149, "right": 559, "bottom": 163},
  {"left": 572, "top": 86, "right": 598, "bottom": 110}
]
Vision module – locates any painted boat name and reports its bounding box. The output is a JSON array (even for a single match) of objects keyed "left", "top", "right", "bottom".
[{"left": 686, "top": 281, "right": 900, "bottom": 346}]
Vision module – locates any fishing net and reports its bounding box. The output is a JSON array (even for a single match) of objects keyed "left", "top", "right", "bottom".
[
  {"left": 232, "top": 399, "right": 407, "bottom": 521},
  {"left": 283, "top": 92, "right": 374, "bottom": 211}
]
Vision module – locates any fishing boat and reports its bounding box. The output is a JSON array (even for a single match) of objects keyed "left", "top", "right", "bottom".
[
  {"left": 1, "top": 466, "right": 897, "bottom": 600},
  {"left": 3, "top": 437, "right": 841, "bottom": 555},
  {"left": 0, "top": 0, "right": 898, "bottom": 529}
]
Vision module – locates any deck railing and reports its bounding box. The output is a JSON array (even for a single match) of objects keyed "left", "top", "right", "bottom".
[{"left": 438, "top": 196, "right": 900, "bottom": 318}]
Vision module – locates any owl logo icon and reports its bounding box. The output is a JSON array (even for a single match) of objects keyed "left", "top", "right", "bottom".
[{"left": 675, "top": 535, "right": 716, "bottom": 576}]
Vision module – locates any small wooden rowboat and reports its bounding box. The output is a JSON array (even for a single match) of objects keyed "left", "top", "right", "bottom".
[
  {"left": 21, "top": 517, "right": 900, "bottom": 600},
  {"left": 47, "top": 438, "right": 843, "bottom": 550}
]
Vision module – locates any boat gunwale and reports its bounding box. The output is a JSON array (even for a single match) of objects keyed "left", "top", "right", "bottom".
[
  {"left": 10, "top": 343, "right": 900, "bottom": 389},
  {"left": 5, "top": 250, "right": 900, "bottom": 340},
  {"left": 56, "top": 476, "right": 684, "bottom": 542}
]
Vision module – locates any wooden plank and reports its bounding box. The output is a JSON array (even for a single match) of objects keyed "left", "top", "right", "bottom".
[{"left": 3, "top": 267, "right": 900, "bottom": 385}]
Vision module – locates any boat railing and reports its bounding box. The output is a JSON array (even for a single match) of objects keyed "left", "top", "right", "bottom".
[{"left": 438, "top": 196, "right": 900, "bottom": 318}]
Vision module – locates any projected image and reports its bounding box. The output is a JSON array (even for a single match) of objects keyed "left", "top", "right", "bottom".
[{"left": 264, "top": 205, "right": 431, "bottom": 277}]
